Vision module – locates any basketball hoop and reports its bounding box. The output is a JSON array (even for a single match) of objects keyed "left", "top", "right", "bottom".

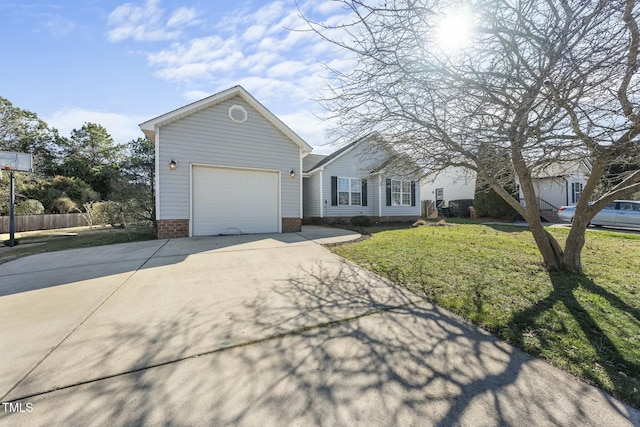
[{"left": 0, "top": 151, "right": 32, "bottom": 247}]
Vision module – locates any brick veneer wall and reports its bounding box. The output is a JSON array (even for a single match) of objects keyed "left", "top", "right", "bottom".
[
  {"left": 157, "top": 219, "right": 189, "bottom": 239},
  {"left": 282, "top": 217, "right": 302, "bottom": 232}
]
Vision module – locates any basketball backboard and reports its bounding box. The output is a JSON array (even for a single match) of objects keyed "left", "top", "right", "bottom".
[{"left": 0, "top": 151, "right": 33, "bottom": 172}]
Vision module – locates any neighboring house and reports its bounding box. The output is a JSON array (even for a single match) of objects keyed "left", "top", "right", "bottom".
[
  {"left": 516, "top": 159, "right": 592, "bottom": 209},
  {"left": 303, "top": 133, "right": 421, "bottom": 222},
  {"left": 419, "top": 159, "right": 591, "bottom": 220},
  {"left": 139, "top": 86, "right": 313, "bottom": 238},
  {"left": 420, "top": 166, "right": 477, "bottom": 209}
]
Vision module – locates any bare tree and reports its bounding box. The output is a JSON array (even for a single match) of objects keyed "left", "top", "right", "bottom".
[{"left": 303, "top": 0, "right": 640, "bottom": 273}]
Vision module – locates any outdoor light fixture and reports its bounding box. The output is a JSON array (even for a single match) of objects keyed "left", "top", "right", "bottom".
[
  {"left": 169, "top": 159, "right": 177, "bottom": 170},
  {"left": 289, "top": 169, "right": 296, "bottom": 178}
]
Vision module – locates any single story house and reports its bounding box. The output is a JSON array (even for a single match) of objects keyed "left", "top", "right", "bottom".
[
  {"left": 517, "top": 159, "right": 592, "bottom": 209},
  {"left": 421, "top": 166, "right": 477, "bottom": 209},
  {"left": 419, "top": 159, "right": 591, "bottom": 220},
  {"left": 139, "top": 86, "right": 313, "bottom": 239},
  {"left": 303, "top": 133, "right": 421, "bottom": 222}
]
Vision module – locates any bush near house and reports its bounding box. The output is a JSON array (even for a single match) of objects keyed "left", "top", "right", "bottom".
[
  {"left": 351, "top": 215, "right": 373, "bottom": 227},
  {"left": 474, "top": 179, "right": 519, "bottom": 219}
]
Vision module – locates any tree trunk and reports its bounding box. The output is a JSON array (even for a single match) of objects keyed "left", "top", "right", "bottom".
[
  {"left": 527, "top": 218, "right": 565, "bottom": 271},
  {"left": 559, "top": 216, "right": 589, "bottom": 274}
]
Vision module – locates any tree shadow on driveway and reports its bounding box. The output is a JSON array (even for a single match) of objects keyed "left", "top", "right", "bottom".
[{"left": 1, "top": 260, "right": 638, "bottom": 426}]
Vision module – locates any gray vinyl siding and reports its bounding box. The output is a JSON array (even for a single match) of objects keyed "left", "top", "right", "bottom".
[
  {"left": 321, "top": 142, "right": 385, "bottom": 217},
  {"left": 157, "top": 96, "right": 301, "bottom": 220},
  {"left": 303, "top": 172, "right": 322, "bottom": 217},
  {"left": 380, "top": 180, "right": 421, "bottom": 217}
]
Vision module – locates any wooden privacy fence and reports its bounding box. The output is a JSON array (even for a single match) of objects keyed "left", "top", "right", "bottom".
[{"left": 0, "top": 213, "right": 86, "bottom": 233}]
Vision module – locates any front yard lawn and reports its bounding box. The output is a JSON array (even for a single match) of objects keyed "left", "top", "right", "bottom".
[{"left": 331, "top": 223, "right": 640, "bottom": 408}]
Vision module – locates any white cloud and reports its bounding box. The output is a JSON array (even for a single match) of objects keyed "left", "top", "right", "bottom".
[
  {"left": 182, "top": 90, "right": 211, "bottom": 102},
  {"left": 266, "top": 60, "right": 309, "bottom": 79},
  {"left": 278, "top": 110, "right": 334, "bottom": 152},
  {"left": 46, "top": 108, "right": 147, "bottom": 145},
  {"left": 166, "top": 6, "right": 198, "bottom": 28},
  {"left": 107, "top": 0, "right": 356, "bottom": 149},
  {"left": 107, "top": 0, "right": 198, "bottom": 42},
  {"left": 242, "top": 24, "right": 266, "bottom": 42}
]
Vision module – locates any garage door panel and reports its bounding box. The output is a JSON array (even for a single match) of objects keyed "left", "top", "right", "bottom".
[{"left": 193, "top": 166, "right": 279, "bottom": 236}]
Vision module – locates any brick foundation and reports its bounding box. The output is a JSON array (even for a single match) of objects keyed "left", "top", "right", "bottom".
[
  {"left": 376, "top": 216, "right": 420, "bottom": 223},
  {"left": 156, "top": 219, "right": 189, "bottom": 239},
  {"left": 282, "top": 217, "right": 302, "bottom": 232}
]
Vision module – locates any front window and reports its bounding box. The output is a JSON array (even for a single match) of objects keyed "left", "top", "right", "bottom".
[
  {"left": 338, "top": 177, "right": 361, "bottom": 205},
  {"left": 351, "top": 179, "right": 362, "bottom": 205},
  {"left": 571, "top": 182, "right": 583, "bottom": 204},
  {"left": 392, "top": 180, "right": 412, "bottom": 206}
]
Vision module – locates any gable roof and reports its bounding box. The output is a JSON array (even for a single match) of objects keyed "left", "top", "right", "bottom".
[
  {"left": 139, "top": 85, "right": 313, "bottom": 154},
  {"left": 306, "top": 132, "right": 381, "bottom": 173},
  {"left": 302, "top": 154, "right": 327, "bottom": 172},
  {"left": 532, "top": 158, "right": 592, "bottom": 179}
]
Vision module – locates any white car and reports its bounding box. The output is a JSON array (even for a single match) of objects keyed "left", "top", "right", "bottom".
[{"left": 557, "top": 200, "right": 640, "bottom": 228}]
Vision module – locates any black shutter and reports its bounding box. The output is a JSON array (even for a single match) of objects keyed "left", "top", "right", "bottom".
[
  {"left": 411, "top": 181, "right": 416, "bottom": 206},
  {"left": 331, "top": 176, "right": 338, "bottom": 206},
  {"left": 362, "top": 179, "right": 368, "bottom": 206},
  {"left": 386, "top": 179, "right": 392, "bottom": 206}
]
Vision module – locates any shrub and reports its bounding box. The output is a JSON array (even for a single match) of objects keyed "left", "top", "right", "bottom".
[
  {"left": 52, "top": 196, "right": 79, "bottom": 213},
  {"left": 474, "top": 180, "right": 519, "bottom": 219},
  {"left": 350, "top": 215, "right": 372, "bottom": 227},
  {"left": 93, "top": 201, "right": 124, "bottom": 227},
  {"left": 15, "top": 199, "right": 45, "bottom": 216}
]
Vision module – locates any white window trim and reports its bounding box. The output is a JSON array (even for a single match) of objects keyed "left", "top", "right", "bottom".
[
  {"left": 571, "top": 182, "right": 583, "bottom": 204},
  {"left": 338, "top": 177, "right": 362, "bottom": 206},
  {"left": 392, "top": 179, "right": 412, "bottom": 206}
]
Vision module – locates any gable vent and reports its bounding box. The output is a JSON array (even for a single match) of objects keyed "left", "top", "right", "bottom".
[{"left": 228, "top": 105, "right": 248, "bottom": 123}]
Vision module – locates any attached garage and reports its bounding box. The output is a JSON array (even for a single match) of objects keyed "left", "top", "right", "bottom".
[
  {"left": 192, "top": 166, "right": 280, "bottom": 235},
  {"left": 139, "top": 86, "right": 313, "bottom": 239}
]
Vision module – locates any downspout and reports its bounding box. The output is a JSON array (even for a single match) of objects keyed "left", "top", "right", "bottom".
[
  {"left": 319, "top": 170, "right": 324, "bottom": 218},
  {"left": 299, "top": 149, "right": 303, "bottom": 219},
  {"left": 378, "top": 174, "right": 383, "bottom": 218},
  {"left": 154, "top": 129, "right": 161, "bottom": 223}
]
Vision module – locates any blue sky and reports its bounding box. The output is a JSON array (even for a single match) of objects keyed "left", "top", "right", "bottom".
[{"left": 0, "top": 0, "right": 352, "bottom": 154}]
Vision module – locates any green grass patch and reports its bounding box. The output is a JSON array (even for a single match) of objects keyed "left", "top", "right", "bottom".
[
  {"left": 332, "top": 224, "right": 640, "bottom": 408},
  {"left": 0, "top": 226, "right": 156, "bottom": 265}
]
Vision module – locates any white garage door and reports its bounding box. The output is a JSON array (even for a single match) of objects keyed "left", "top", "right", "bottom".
[{"left": 192, "top": 166, "right": 279, "bottom": 236}]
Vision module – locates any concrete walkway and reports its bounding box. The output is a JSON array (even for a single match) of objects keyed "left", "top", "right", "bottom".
[{"left": 0, "top": 226, "right": 638, "bottom": 426}]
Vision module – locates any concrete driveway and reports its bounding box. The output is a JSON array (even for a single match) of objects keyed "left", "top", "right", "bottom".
[{"left": 0, "top": 226, "right": 638, "bottom": 426}]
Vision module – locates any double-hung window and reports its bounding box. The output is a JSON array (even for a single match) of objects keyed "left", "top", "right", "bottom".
[
  {"left": 391, "top": 180, "right": 411, "bottom": 206},
  {"left": 571, "top": 182, "right": 583, "bottom": 204},
  {"left": 338, "top": 177, "right": 361, "bottom": 205}
]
